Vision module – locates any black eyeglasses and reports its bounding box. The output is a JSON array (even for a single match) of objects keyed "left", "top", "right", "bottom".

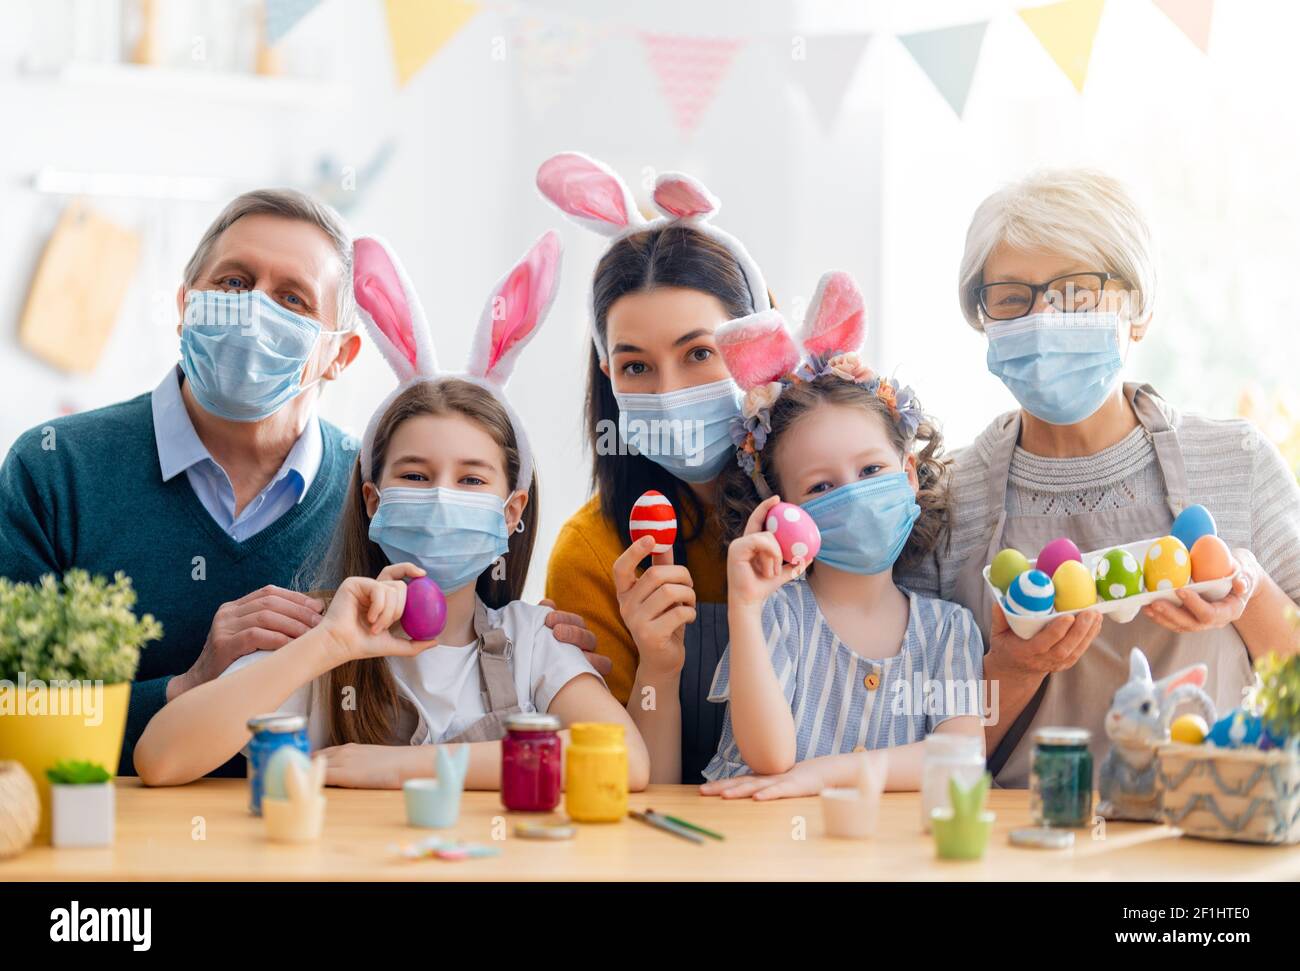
[{"left": 975, "top": 272, "right": 1123, "bottom": 322}]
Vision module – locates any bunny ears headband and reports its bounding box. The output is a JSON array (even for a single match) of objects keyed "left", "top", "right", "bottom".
[
  {"left": 352, "top": 231, "right": 562, "bottom": 491},
  {"left": 715, "top": 271, "right": 924, "bottom": 497},
  {"left": 536, "top": 151, "right": 771, "bottom": 363}
]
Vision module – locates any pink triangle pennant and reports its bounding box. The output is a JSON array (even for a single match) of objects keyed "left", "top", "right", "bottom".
[
  {"left": 639, "top": 32, "right": 746, "bottom": 138},
  {"left": 1152, "top": 0, "right": 1213, "bottom": 53}
]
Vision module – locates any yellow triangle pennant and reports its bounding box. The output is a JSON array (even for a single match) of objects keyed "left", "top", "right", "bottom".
[
  {"left": 384, "top": 0, "right": 480, "bottom": 86},
  {"left": 1018, "top": 0, "right": 1105, "bottom": 93}
]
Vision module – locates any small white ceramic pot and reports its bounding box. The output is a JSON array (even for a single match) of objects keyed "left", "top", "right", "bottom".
[{"left": 50, "top": 783, "right": 114, "bottom": 848}]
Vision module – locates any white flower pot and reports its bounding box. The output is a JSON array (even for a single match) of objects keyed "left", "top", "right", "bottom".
[{"left": 50, "top": 783, "right": 115, "bottom": 848}]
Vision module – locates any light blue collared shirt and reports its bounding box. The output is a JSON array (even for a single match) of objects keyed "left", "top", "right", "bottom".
[{"left": 151, "top": 366, "right": 323, "bottom": 542}]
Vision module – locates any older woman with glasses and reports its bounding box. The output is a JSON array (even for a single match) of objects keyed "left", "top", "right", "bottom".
[{"left": 897, "top": 169, "right": 1300, "bottom": 787}]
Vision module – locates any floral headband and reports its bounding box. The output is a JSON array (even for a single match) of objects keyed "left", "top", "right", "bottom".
[{"left": 715, "top": 271, "right": 924, "bottom": 498}]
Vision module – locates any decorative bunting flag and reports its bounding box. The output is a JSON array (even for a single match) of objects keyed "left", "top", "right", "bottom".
[
  {"left": 898, "top": 21, "right": 988, "bottom": 118},
  {"left": 384, "top": 0, "right": 481, "bottom": 86},
  {"left": 1018, "top": 0, "right": 1106, "bottom": 93},
  {"left": 263, "top": 0, "right": 321, "bottom": 45},
  {"left": 639, "top": 32, "right": 745, "bottom": 138},
  {"left": 782, "top": 33, "right": 872, "bottom": 134},
  {"left": 1152, "top": 0, "right": 1213, "bottom": 53},
  {"left": 510, "top": 14, "right": 610, "bottom": 123}
]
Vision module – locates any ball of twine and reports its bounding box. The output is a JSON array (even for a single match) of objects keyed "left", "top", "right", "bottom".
[{"left": 0, "top": 761, "right": 41, "bottom": 858}]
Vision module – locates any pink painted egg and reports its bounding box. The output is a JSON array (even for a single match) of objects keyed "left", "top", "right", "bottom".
[
  {"left": 401, "top": 576, "right": 447, "bottom": 640},
  {"left": 630, "top": 490, "right": 678, "bottom": 554},
  {"left": 1035, "top": 537, "right": 1083, "bottom": 582},
  {"left": 766, "top": 502, "right": 822, "bottom": 565}
]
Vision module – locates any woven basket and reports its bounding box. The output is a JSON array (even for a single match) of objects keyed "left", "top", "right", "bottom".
[
  {"left": 0, "top": 760, "right": 41, "bottom": 858},
  {"left": 1157, "top": 742, "right": 1300, "bottom": 845}
]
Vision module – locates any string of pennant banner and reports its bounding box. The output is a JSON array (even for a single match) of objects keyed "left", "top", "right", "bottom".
[{"left": 265, "top": 0, "right": 1215, "bottom": 135}]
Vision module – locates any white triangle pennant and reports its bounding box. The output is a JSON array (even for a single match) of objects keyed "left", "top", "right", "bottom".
[{"left": 783, "top": 33, "right": 872, "bottom": 134}]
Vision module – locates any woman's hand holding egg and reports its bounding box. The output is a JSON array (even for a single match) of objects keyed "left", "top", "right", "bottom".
[
  {"left": 1143, "top": 546, "right": 1258, "bottom": 633},
  {"left": 728, "top": 496, "right": 805, "bottom": 609},
  {"left": 321, "top": 564, "right": 438, "bottom": 661},
  {"left": 613, "top": 536, "right": 696, "bottom": 679}
]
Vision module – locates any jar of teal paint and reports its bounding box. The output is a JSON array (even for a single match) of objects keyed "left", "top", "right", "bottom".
[{"left": 1029, "top": 727, "right": 1093, "bottom": 828}]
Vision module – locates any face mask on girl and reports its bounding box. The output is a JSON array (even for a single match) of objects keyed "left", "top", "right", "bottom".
[
  {"left": 367, "top": 487, "right": 516, "bottom": 594},
  {"left": 180, "top": 289, "right": 350, "bottom": 423},
  {"left": 613, "top": 377, "right": 742, "bottom": 483},
  {"left": 801, "top": 471, "right": 921, "bottom": 575},
  {"left": 984, "top": 311, "right": 1125, "bottom": 426}
]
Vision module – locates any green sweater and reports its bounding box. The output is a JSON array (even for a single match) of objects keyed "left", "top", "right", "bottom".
[{"left": 0, "top": 392, "right": 352, "bottom": 775}]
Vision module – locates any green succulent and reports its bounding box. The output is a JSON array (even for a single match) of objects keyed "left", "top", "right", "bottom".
[
  {"left": 46, "top": 759, "right": 112, "bottom": 785},
  {"left": 0, "top": 570, "right": 160, "bottom": 683}
]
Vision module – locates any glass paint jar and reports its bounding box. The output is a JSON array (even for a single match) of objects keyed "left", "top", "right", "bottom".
[
  {"left": 1030, "top": 727, "right": 1093, "bottom": 828},
  {"left": 920, "top": 734, "right": 986, "bottom": 833},
  {"left": 501, "top": 713, "right": 562, "bottom": 812},
  {"left": 564, "top": 722, "right": 628, "bottom": 822},
  {"left": 246, "top": 713, "right": 309, "bottom": 816}
]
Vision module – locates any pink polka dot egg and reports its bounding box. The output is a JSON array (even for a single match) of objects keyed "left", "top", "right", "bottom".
[{"left": 767, "top": 502, "right": 821, "bottom": 565}]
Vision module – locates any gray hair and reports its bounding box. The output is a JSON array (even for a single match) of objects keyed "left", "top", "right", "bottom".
[
  {"left": 183, "top": 188, "right": 354, "bottom": 330},
  {"left": 957, "top": 168, "right": 1156, "bottom": 331}
]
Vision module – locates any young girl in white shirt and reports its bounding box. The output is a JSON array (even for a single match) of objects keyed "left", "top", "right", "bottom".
[{"left": 135, "top": 233, "right": 649, "bottom": 791}]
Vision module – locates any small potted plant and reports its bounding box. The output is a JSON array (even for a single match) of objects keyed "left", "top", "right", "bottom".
[
  {"left": 46, "top": 760, "right": 114, "bottom": 848},
  {"left": 0, "top": 570, "right": 160, "bottom": 839}
]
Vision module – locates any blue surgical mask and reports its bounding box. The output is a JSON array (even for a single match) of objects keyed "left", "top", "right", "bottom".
[
  {"left": 613, "top": 378, "right": 741, "bottom": 483},
  {"left": 368, "top": 487, "right": 512, "bottom": 593},
  {"left": 802, "top": 472, "right": 920, "bottom": 576},
  {"left": 180, "top": 289, "right": 346, "bottom": 423},
  {"left": 985, "top": 311, "right": 1124, "bottom": 426}
]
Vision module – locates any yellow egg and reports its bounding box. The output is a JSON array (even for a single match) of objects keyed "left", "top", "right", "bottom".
[
  {"left": 1051, "top": 560, "right": 1097, "bottom": 612},
  {"left": 1170, "top": 714, "right": 1209, "bottom": 745},
  {"left": 1144, "top": 535, "right": 1191, "bottom": 590}
]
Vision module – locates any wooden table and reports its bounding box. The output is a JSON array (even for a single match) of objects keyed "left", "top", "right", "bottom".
[{"left": 3, "top": 779, "right": 1298, "bottom": 881}]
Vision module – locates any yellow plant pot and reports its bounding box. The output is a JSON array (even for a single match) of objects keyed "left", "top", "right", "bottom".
[{"left": 0, "top": 682, "right": 129, "bottom": 840}]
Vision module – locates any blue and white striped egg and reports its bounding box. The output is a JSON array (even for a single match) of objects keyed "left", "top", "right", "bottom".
[{"left": 1005, "top": 569, "right": 1056, "bottom": 616}]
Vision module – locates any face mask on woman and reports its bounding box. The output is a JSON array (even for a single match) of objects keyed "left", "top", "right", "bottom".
[
  {"left": 367, "top": 487, "right": 514, "bottom": 593},
  {"left": 613, "top": 377, "right": 742, "bottom": 483},
  {"left": 180, "top": 289, "right": 350, "bottom": 422},
  {"left": 801, "top": 472, "right": 921, "bottom": 576},
  {"left": 984, "top": 311, "right": 1125, "bottom": 426}
]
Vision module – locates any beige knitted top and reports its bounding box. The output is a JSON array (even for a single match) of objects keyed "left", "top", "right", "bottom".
[{"left": 897, "top": 394, "right": 1300, "bottom": 605}]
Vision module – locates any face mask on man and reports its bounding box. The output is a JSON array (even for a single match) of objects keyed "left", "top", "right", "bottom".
[{"left": 180, "top": 289, "right": 351, "bottom": 422}]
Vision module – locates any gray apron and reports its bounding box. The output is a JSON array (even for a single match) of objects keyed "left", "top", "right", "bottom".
[
  {"left": 681, "top": 601, "right": 729, "bottom": 784},
  {"left": 953, "top": 383, "right": 1253, "bottom": 787}
]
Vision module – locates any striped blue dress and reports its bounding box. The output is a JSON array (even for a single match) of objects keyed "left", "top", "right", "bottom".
[{"left": 702, "top": 579, "right": 985, "bottom": 781}]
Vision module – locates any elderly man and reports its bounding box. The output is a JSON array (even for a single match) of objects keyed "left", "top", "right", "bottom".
[{"left": 0, "top": 189, "right": 595, "bottom": 775}]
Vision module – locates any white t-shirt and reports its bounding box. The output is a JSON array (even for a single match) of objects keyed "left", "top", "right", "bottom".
[{"left": 224, "top": 599, "right": 602, "bottom": 749}]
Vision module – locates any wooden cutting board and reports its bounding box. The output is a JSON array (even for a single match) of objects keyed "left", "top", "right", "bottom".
[{"left": 19, "top": 201, "right": 141, "bottom": 374}]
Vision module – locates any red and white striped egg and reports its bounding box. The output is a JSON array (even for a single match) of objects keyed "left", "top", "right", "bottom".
[
  {"left": 765, "top": 502, "right": 822, "bottom": 565},
  {"left": 630, "top": 490, "right": 678, "bottom": 554}
]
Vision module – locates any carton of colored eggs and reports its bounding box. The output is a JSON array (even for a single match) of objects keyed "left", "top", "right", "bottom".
[
  {"left": 765, "top": 502, "right": 822, "bottom": 565},
  {"left": 984, "top": 532, "right": 1236, "bottom": 639},
  {"left": 629, "top": 490, "right": 678, "bottom": 554}
]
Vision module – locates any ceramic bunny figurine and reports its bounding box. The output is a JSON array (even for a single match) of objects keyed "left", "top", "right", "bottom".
[
  {"left": 931, "top": 772, "right": 994, "bottom": 861},
  {"left": 1097, "top": 647, "right": 1217, "bottom": 822},
  {"left": 403, "top": 745, "right": 470, "bottom": 829},
  {"left": 262, "top": 753, "right": 327, "bottom": 843}
]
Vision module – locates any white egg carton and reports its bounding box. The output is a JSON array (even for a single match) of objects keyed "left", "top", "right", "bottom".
[{"left": 982, "top": 536, "right": 1234, "bottom": 640}]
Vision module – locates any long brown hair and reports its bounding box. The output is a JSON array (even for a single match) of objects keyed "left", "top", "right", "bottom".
[
  {"left": 587, "top": 224, "right": 757, "bottom": 552},
  {"left": 717, "top": 377, "right": 951, "bottom": 571},
  {"left": 309, "top": 379, "right": 538, "bottom": 746}
]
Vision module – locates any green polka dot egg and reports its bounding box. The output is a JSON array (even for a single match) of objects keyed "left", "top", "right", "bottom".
[
  {"left": 1144, "top": 535, "right": 1191, "bottom": 591},
  {"left": 1095, "top": 548, "right": 1142, "bottom": 601}
]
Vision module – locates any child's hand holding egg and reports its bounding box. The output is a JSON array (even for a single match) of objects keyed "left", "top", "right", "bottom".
[{"left": 765, "top": 502, "right": 821, "bottom": 568}]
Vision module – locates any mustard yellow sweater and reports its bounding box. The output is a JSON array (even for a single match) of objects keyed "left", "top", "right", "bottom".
[{"left": 544, "top": 495, "right": 727, "bottom": 705}]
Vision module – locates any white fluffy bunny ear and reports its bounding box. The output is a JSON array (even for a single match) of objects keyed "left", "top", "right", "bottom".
[
  {"left": 466, "top": 231, "right": 563, "bottom": 386},
  {"left": 652, "top": 171, "right": 720, "bottom": 221},
  {"left": 1128, "top": 647, "right": 1153, "bottom": 685},
  {"left": 799, "top": 271, "right": 866, "bottom": 359},
  {"left": 536, "top": 152, "right": 644, "bottom": 238},
  {"left": 353, "top": 236, "right": 438, "bottom": 381}
]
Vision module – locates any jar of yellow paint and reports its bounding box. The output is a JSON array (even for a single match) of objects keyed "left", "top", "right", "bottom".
[{"left": 564, "top": 723, "right": 628, "bottom": 822}]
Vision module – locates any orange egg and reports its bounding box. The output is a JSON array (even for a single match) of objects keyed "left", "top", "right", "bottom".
[{"left": 1190, "top": 534, "right": 1234, "bottom": 582}]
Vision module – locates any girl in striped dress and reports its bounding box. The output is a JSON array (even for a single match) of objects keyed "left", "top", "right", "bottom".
[{"left": 700, "top": 271, "right": 985, "bottom": 797}]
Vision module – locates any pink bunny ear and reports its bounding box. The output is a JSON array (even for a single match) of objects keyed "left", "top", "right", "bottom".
[
  {"left": 536, "top": 152, "right": 641, "bottom": 238},
  {"left": 467, "top": 231, "right": 563, "bottom": 385},
  {"left": 799, "top": 271, "right": 866, "bottom": 359},
  {"left": 715, "top": 309, "right": 801, "bottom": 391},
  {"left": 652, "top": 172, "right": 719, "bottom": 220},
  {"left": 1159, "top": 663, "right": 1208, "bottom": 694},
  {"left": 353, "top": 236, "right": 437, "bottom": 381}
]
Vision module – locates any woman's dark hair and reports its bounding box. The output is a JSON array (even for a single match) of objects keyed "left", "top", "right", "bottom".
[
  {"left": 587, "top": 223, "right": 756, "bottom": 554},
  {"left": 718, "top": 376, "right": 952, "bottom": 571}
]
